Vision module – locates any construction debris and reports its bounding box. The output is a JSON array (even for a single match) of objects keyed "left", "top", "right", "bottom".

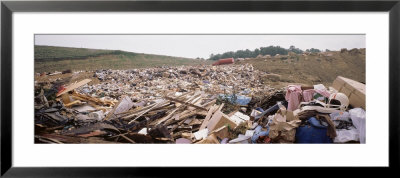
[{"left": 34, "top": 63, "right": 366, "bottom": 144}]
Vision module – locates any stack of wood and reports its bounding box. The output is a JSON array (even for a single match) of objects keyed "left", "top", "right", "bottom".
[{"left": 36, "top": 78, "right": 251, "bottom": 144}]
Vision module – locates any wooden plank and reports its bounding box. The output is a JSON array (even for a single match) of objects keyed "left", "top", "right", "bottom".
[
  {"left": 175, "top": 92, "right": 199, "bottom": 107},
  {"left": 164, "top": 96, "right": 207, "bottom": 111},
  {"left": 56, "top": 79, "right": 92, "bottom": 97},
  {"left": 153, "top": 97, "right": 197, "bottom": 125},
  {"left": 122, "top": 102, "right": 169, "bottom": 120},
  {"left": 156, "top": 94, "right": 205, "bottom": 125},
  {"left": 120, "top": 134, "right": 136, "bottom": 143},
  {"left": 71, "top": 91, "right": 115, "bottom": 106},
  {"left": 153, "top": 107, "right": 179, "bottom": 125},
  {"left": 64, "top": 100, "right": 83, "bottom": 107},
  {"left": 87, "top": 102, "right": 108, "bottom": 112},
  {"left": 118, "top": 102, "right": 157, "bottom": 116},
  {"left": 128, "top": 100, "right": 168, "bottom": 124},
  {"left": 217, "top": 103, "right": 225, "bottom": 112},
  {"left": 171, "top": 98, "right": 203, "bottom": 121},
  {"left": 199, "top": 104, "right": 218, "bottom": 130},
  {"left": 203, "top": 99, "right": 217, "bottom": 109},
  {"left": 187, "top": 95, "right": 202, "bottom": 109}
]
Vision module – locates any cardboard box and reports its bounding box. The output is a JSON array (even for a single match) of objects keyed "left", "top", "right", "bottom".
[
  {"left": 210, "top": 125, "right": 229, "bottom": 139},
  {"left": 206, "top": 111, "right": 238, "bottom": 132},
  {"left": 195, "top": 134, "right": 220, "bottom": 144},
  {"left": 332, "top": 76, "right": 365, "bottom": 109}
]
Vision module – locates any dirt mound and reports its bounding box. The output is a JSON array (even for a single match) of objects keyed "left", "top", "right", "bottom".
[{"left": 236, "top": 49, "right": 365, "bottom": 88}]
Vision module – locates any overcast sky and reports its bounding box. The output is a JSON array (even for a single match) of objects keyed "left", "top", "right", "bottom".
[{"left": 35, "top": 35, "right": 365, "bottom": 59}]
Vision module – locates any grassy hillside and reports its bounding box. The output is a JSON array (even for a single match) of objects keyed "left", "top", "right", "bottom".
[
  {"left": 34, "top": 45, "right": 211, "bottom": 73},
  {"left": 34, "top": 45, "right": 127, "bottom": 61},
  {"left": 236, "top": 49, "right": 366, "bottom": 87}
]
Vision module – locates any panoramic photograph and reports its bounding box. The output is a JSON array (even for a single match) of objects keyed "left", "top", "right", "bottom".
[{"left": 34, "top": 34, "right": 366, "bottom": 144}]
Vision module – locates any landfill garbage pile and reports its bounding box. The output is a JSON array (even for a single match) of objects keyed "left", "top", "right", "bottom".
[{"left": 34, "top": 64, "right": 366, "bottom": 144}]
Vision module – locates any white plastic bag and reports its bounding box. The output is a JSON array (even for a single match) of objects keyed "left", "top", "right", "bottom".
[
  {"left": 349, "top": 108, "right": 366, "bottom": 143},
  {"left": 334, "top": 128, "right": 359, "bottom": 143}
]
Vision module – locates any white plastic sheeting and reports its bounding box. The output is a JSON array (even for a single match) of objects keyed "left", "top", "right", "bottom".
[{"left": 349, "top": 108, "right": 366, "bottom": 144}]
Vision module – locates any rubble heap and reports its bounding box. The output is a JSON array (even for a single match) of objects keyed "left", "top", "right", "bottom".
[{"left": 34, "top": 64, "right": 366, "bottom": 144}]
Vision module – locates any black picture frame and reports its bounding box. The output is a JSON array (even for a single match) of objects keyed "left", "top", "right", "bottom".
[{"left": 1, "top": 0, "right": 399, "bottom": 177}]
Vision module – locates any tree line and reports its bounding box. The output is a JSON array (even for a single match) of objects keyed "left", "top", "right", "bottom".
[{"left": 208, "top": 45, "right": 321, "bottom": 60}]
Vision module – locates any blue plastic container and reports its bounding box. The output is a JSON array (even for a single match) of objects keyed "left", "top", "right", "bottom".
[
  {"left": 295, "top": 117, "right": 333, "bottom": 143},
  {"left": 251, "top": 125, "right": 269, "bottom": 143}
]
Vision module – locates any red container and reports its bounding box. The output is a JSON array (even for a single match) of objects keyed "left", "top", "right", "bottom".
[{"left": 212, "top": 58, "right": 234, "bottom": 66}]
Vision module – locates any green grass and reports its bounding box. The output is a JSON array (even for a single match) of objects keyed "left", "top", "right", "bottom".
[
  {"left": 35, "top": 45, "right": 127, "bottom": 61},
  {"left": 34, "top": 45, "right": 211, "bottom": 73}
]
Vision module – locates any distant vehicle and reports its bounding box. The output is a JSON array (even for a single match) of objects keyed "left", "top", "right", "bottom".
[{"left": 212, "top": 58, "right": 234, "bottom": 66}]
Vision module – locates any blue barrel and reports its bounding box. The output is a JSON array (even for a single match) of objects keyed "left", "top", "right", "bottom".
[{"left": 295, "top": 117, "right": 333, "bottom": 143}]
